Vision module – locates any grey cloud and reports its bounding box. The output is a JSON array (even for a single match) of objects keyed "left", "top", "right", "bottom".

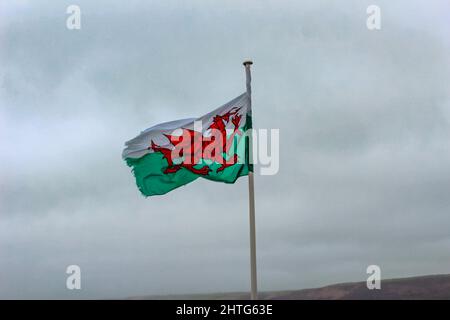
[{"left": 1, "top": 0, "right": 450, "bottom": 298}]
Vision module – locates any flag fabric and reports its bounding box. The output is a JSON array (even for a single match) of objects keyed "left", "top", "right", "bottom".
[{"left": 122, "top": 93, "right": 252, "bottom": 196}]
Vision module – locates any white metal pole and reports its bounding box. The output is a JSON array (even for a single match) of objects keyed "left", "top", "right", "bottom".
[{"left": 243, "top": 60, "right": 257, "bottom": 300}]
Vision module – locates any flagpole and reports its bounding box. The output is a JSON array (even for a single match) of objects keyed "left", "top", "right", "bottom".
[{"left": 243, "top": 60, "right": 257, "bottom": 300}]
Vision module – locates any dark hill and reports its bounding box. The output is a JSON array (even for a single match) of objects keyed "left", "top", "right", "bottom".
[{"left": 131, "top": 274, "right": 450, "bottom": 300}]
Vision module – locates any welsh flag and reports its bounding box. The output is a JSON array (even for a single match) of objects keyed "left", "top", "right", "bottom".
[{"left": 122, "top": 93, "right": 252, "bottom": 196}]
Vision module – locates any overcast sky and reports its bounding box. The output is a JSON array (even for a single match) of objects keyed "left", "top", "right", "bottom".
[{"left": 1, "top": 0, "right": 450, "bottom": 299}]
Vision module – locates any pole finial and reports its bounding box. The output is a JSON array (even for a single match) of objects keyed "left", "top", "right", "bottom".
[{"left": 243, "top": 60, "right": 253, "bottom": 66}]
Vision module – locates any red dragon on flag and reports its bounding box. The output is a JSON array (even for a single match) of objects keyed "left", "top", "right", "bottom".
[{"left": 149, "top": 107, "right": 243, "bottom": 176}]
